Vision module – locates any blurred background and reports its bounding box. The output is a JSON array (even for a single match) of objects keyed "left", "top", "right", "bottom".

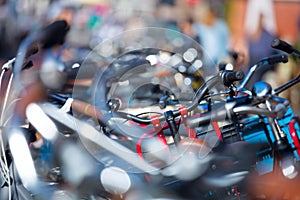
[
  {"left": 0, "top": 0, "right": 299, "bottom": 113},
  {"left": 0, "top": 0, "right": 300, "bottom": 198}
]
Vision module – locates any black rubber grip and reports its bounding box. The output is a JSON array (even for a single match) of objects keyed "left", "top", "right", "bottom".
[
  {"left": 222, "top": 70, "right": 244, "bottom": 86},
  {"left": 271, "top": 38, "right": 295, "bottom": 54}
]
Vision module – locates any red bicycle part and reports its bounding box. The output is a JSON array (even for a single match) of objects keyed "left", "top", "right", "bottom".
[
  {"left": 211, "top": 121, "right": 223, "bottom": 141},
  {"left": 136, "top": 115, "right": 169, "bottom": 158},
  {"left": 179, "top": 106, "right": 196, "bottom": 138},
  {"left": 288, "top": 118, "right": 300, "bottom": 157},
  {"left": 151, "top": 115, "right": 168, "bottom": 145}
]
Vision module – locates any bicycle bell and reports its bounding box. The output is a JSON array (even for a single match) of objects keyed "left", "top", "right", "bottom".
[{"left": 252, "top": 81, "right": 272, "bottom": 97}]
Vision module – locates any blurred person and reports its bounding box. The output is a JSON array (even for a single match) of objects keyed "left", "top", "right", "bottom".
[
  {"left": 51, "top": 5, "right": 74, "bottom": 26},
  {"left": 244, "top": 13, "right": 278, "bottom": 90},
  {"left": 243, "top": 0, "right": 277, "bottom": 90},
  {"left": 177, "top": 17, "right": 200, "bottom": 44},
  {"left": 244, "top": 0, "right": 276, "bottom": 38},
  {"left": 193, "top": 1, "right": 230, "bottom": 66}
]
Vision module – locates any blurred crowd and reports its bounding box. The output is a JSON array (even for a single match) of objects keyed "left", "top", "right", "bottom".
[{"left": 0, "top": 0, "right": 300, "bottom": 113}]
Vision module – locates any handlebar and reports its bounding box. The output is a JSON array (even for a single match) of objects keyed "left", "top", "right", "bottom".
[
  {"left": 187, "top": 104, "right": 229, "bottom": 128},
  {"left": 273, "top": 72, "right": 300, "bottom": 95},
  {"left": 237, "top": 54, "right": 288, "bottom": 90},
  {"left": 187, "top": 102, "right": 285, "bottom": 128},
  {"left": 271, "top": 38, "right": 300, "bottom": 58},
  {"left": 269, "top": 38, "right": 300, "bottom": 95},
  {"left": 50, "top": 52, "right": 293, "bottom": 131},
  {"left": 262, "top": 54, "right": 288, "bottom": 65},
  {"left": 50, "top": 75, "right": 222, "bottom": 125},
  {"left": 49, "top": 93, "right": 107, "bottom": 123}
]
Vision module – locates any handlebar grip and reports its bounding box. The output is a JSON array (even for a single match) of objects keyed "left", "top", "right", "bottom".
[
  {"left": 265, "top": 54, "right": 288, "bottom": 65},
  {"left": 222, "top": 70, "right": 244, "bottom": 86},
  {"left": 187, "top": 106, "right": 228, "bottom": 128},
  {"left": 49, "top": 93, "right": 102, "bottom": 120},
  {"left": 271, "top": 39, "right": 300, "bottom": 56},
  {"left": 71, "top": 99, "right": 102, "bottom": 120}
]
